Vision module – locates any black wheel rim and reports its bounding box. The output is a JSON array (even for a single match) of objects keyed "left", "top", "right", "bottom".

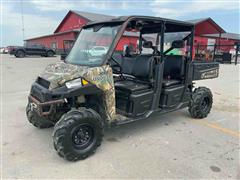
[
  {"left": 72, "top": 123, "right": 94, "bottom": 149},
  {"left": 201, "top": 97, "right": 210, "bottom": 112},
  {"left": 18, "top": 52, "right": 23, "bottom": 57}
]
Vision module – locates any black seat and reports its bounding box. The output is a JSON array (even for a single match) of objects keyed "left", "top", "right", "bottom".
[
  {"left": 162, "top": 79, "right": 181, "bottom": 87},
  {"left": 121, "top": 55, "right": 154, "bottom": 78},
  {"left": 115, "top": 55, "right": 155, "bottom": 93},
  {"left": 121, "top": 57, "right": 136, "bottom": 75},
  {"left": 115, "top": 80, "right": 150, "bottom": 93},
  {"left": 163, "top": 55, "right": 185, "bottom": 87}
]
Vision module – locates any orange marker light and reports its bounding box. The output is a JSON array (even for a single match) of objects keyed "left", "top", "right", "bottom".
[{"left": 81, "top": 79, "right": 89, "bottom": 85}]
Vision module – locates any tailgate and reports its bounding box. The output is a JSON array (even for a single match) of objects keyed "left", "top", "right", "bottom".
[{"left": 192, "top": 61, "right": 219, "bottom": 81}]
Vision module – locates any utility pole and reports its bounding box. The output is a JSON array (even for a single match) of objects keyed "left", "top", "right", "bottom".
[{"left": 20, "top": 0, "right": 25, "bottom": 45}]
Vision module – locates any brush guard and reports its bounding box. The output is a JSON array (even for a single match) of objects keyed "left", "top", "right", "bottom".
[{"left": 28, "top": 95, "right": 65, "bottom": 116}]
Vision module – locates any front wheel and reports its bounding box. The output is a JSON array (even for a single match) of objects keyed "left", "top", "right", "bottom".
[
  {"left": 26, "top": 103, "right": 54, "bottom": 128},
  {"left": 188, "top": 87, "right": 213, "bottom": 119},
  {"left": 53, "top": 108, "right": 104, "bottom": 161}
]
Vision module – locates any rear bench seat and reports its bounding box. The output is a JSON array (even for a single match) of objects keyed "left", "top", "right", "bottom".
[
  {"left": 114, "top": 54, "right": 185, "bottom": 92},
  {"left": 162, "top": 55, "right": 186, "bottom": 87}
]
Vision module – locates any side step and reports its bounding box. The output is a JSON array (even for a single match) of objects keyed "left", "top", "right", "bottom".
[{"left": 111, "top": 110, "right": 154, "bottom": 127}]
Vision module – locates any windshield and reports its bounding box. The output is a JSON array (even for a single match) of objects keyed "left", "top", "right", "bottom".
[{"left": 66, "top": 24, "right": 121, "bottom": 66}]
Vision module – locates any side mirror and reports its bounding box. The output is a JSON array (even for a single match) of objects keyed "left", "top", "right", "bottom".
[
  {"left": 60, "top": 53, "right": 67, "bottom": 61},
  {"left": 172, "top": 40, "right": 185, "bottom": 48}
]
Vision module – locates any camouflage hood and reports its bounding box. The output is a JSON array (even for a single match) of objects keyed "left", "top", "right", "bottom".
[
  {"left": 40, "top": 62, "right": 116, "bottom": 120},
  {"left": 40, "top": 62, "right": 88, "bottom": 89}
]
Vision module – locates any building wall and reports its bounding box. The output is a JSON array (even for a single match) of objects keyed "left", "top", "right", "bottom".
[
  {"left": 56, "top": 13, "right": 88, "bottom": 33},
  {"left": 195, "top": 21, "right": 222, "bottom": 35},
  {"left": 115, "top": 36, "right": 139, "bottom": 51},
  {"left": 26, "top": 32, "right": 76, "bottom": 52},
  {"left": 194, "top": 35, "right": 238, "bottom": 52},
  {"left": 193, "top": 35, "right": 239, "bottom": 61}
]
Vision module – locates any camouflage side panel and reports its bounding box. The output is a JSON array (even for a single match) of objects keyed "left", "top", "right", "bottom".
[
  {"left": 83, "top": 65, "right": 116, "bottom": 120},
  {"left": 39, "top": 62, "right": 116, "bottom": 121}
]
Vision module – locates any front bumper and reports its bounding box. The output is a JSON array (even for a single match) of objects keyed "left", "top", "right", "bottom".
[
  {"left": 29, "top": 79, "right": 102, "bottom": 116},
  {"left": 9, "top": 50, "right": 16, "bottom": 55},
  {"left": 28, "top": 95, "right": 65, "bottom": 116}
]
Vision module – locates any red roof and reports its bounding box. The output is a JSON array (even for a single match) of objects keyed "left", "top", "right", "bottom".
[
  {"left": 54, "top": 10, "right": 114, "bottom": 33},
  {"left": 25, "top": 29, "right": 79, "bottom": 41}
]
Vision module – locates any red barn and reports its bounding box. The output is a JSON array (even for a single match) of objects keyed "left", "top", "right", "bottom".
[
  {"left": 25, "top": 11, "right": 240, "bottom": 58},
  {"left": 25, "top": 10, "right": 139, "bottom": 53},
  {"left": 188, "top": 18, "right": 239, "bottom": 57}
]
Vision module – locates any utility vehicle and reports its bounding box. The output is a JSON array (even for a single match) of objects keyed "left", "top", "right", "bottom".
[{"left": 26, "top": 16, "right": 219, "bottom": 161}]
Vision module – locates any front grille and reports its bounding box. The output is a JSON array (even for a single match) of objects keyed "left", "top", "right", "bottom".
[
  {"left": 31, "top": 86, "right": 45, "bottom": 102},
  {"left": 37, "top": 77, "right": 50, "bottom": 89}
]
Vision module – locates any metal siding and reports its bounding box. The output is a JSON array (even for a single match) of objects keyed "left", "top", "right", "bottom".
[
  {"left": 115, "top": 36, "right": 139, "bottom": 51},
  {"left": 194, "top": 35, "right": 238, "bottom": 51},
  {"left": 56, "top": 13, "right": 88, "bottom": 33},
  {"left": 26, "top": 32, "right": 76, "bottom": 50},
  {"left": 195, "top": 21, "right": 223, "bottom": 35}
]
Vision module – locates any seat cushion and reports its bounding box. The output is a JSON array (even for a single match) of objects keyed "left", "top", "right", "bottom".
[
  {"left": 164, "top": 55, "right": 185, "bottom": 79},
  {"left": 162, "top": 79, "right": 181, "bottom": 87},
  {"left": 120, "top": 55, "right": 155, "bottom": 80},
  {"left": 131, "top": 55, "right": 154, "bottom": 79},
  {"left": 115, "top": 80, "right": 150, "bottom": 93}
]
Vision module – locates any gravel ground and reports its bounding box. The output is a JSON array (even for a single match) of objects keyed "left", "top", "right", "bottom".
[{"left": 1, "top": 54, "right": 239, "bottom": 179}]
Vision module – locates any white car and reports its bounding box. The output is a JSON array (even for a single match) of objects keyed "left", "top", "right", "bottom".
[
  {"left": 88, "top": 46, "right": 108, "bottom": 56},
  {"left": 0, "top": 47, "right": 8, "bottom": 54}
]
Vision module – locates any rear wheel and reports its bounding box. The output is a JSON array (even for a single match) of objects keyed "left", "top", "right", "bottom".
[
  {"left": 26, "top": 103, "right": 54, "bottom": 128},
  {"left": 188, "top": 87, "right": 213, "bottom": 118},
  {"left": 53, "top": 108, "right": 104, "bottom": 161},
  {"left": 16, "top": 50, "right": 25, "bottom": 58}
]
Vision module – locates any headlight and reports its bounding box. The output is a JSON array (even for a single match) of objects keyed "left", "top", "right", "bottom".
[{"left": 65, "top": 78, "right": 89, "bottom": 89}]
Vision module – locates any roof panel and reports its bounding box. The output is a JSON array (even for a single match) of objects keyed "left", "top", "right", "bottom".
[
  {"left": 72, "top": 10, "right": 115, "bottom": 22},
  {"left": 203, "top": 33, "right": 240, "bottom": 40},
  {"left": 186, "top": 18, "right": 209, "bottom": 24}
]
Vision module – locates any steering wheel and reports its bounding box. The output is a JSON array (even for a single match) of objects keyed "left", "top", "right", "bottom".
[{"left": 110, "top": 57, "right": 122, "bottom": 74}]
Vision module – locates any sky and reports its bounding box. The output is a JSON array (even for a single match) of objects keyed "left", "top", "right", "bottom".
[{"left": 1, "top": 0, "right": 239, "bottom": 46}]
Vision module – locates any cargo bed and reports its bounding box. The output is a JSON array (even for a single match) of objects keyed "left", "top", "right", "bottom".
[{"left": 192, "top": 61, "right": 219, "bottom": 81}]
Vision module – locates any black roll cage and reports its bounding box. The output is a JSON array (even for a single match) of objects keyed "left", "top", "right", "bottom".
[{"left": 82, "top": 16, "right": 195, "bottom": 65}]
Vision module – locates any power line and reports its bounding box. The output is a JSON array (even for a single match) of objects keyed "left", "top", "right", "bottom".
[{"left": 20, "top": 0, "right": 25, "bottom": 44}]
